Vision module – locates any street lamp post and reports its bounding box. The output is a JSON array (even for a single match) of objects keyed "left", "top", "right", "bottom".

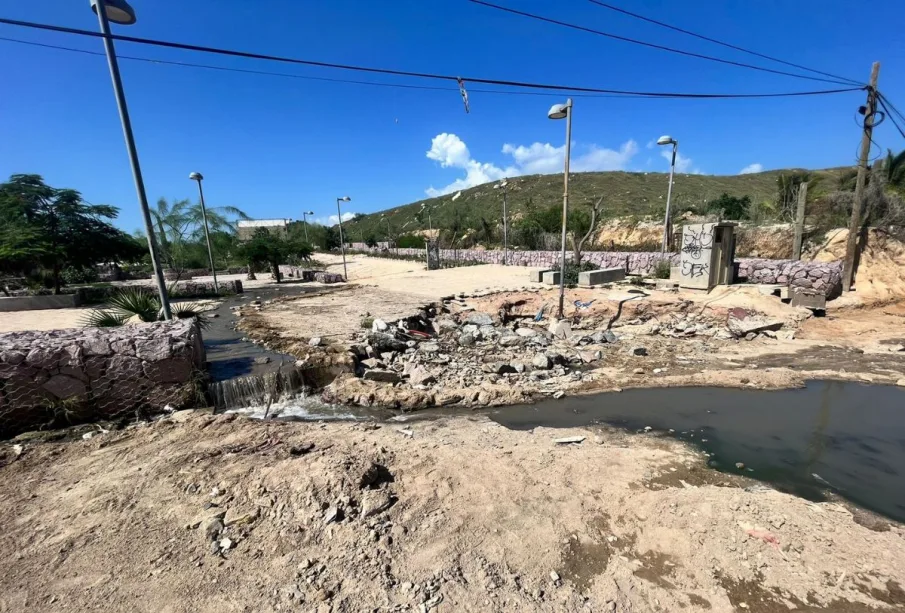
[
  {"left": 494, "top": 179, "right": 510, "bottom": 265},
  {"left": 90, "top": 0, "right": 171, "bottom": 319},
  {"left": 189, "top": 172, "right": 218, "bottom": 294},
  {"left": 657, "top": 135, "right": 678, "bottom": 252},
  {"left": 548, "top": 99, "right": 573, "bottom": 320},
  {"left": 301, "top": 210, "right": 314, "bottom": 242},
  {"left": 383, "top": 218, "right": 393, "bottom": 251},
  {"left": 336, "top": 196, "right": 351, "bottom": 281}
]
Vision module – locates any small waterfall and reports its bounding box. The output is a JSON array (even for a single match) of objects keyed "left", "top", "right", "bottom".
[{"left": 209, "top": 367, "right": 311, "bottom": 411}]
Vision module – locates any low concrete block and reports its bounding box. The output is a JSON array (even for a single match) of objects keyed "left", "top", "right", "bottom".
[
  {"left": 530, "top": 269, "right": 554, "bottom": 283},
  {"left": 541, "top": 270, "right": 561, "bottom": 285},
  {"left": 790, "top": 289, "right": 826, "bottom": 311},
  {"left": 655, "top": 279, "right": 679, "bottom": 291},
  {"left": 578, "top": 268, "right": 626, "bottom": 286},
  {"left": 0, "top": 293, "right": 82, "bottom": 312}
]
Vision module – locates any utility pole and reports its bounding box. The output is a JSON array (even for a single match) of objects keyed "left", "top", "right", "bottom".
[
  {"left": 792, "top": 182, "right": 808, "bottom": 260},
  {"left": 842, "top": 62, "right": 880, "bottom": 292}
]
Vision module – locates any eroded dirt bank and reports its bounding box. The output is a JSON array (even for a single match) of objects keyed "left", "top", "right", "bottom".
[{"left": 2, "top": 413, "right": 904, "bottom": 612}]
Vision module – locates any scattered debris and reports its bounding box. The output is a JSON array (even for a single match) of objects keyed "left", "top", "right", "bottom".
[{"left": 553, "top": 436, "right": 586, "bottom": 445}]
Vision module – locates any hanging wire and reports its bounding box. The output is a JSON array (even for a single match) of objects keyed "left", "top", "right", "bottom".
[
  {"left": 466, "top": 0, "right": 859, "bottom": 86},
  {"left": 584, "top": 0, "right": 863, "bottom": 86},
  {"left": 0, "top": 17, "right": 865, "bottom": 99}
]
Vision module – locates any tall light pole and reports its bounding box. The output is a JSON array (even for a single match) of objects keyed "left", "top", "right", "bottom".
[
  {"left": 90, "top": 0, "right": 171, "bottom": 319},
  {"left": 336, "top": 196, "right": 351, "bottom": 281},
  {"left": 494, "top": 179, "right": 509, "bottom": 265},
  {"left": 301, "top": 210, "right": 314, "bottom": 242},
  {"left": 548, "top": 99, "right": 573, "bottom": 320},
  {"left": 189, "top": 172, "right": 218, "bottom": 294},
  {"left": 383, "top": 218, "right": 393, "bottom": 250},
  {"left": 657, "top": 135, "right": 678, "bottom": 252}
]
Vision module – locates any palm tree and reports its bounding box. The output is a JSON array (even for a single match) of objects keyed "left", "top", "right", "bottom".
[{"left": 150, "top": 198, "right": 250, "bottom": 270}]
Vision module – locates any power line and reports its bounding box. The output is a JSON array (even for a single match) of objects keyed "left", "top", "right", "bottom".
[
  {"left": 0, "top": 36, "right": 652, "bottom": 99},
  {"left": 877, "top": 94, "right": 905, "bottom": 141},
  {"left": 878, "top": 92, "right": 905, "bottom": 126},
  {"left": 0, "top": 20, "right": 864, "bottom": 99},
  {"left": 466, "top": 0, "right": 858, "bottom": 86},
  {"left": 585, "top": 0, "right": 863, "bottom": 87}
]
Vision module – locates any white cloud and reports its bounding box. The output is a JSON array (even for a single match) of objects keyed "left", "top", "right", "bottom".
[
  {"left": 314, "top": 211, "right": 357, "bottom": 226},
  {"left": 739, "top": 163, "right": 764, "bottom": 175},
  {"left": 646, "top": 140, "right": 656, "bottom": 149},
  {"left": 425, "top": 134, "right": 639, "bottom": 197},
  {"left": 660, "top": 149, "right": 702, "bottom": 174}
]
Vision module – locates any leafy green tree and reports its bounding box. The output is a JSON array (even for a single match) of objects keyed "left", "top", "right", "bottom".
[
  {"left": 237, "top": 229, "right": 312, "bottom": 282},
  {"left": 708, "top": 193, "right": 752, "bottom": 220},
  {"left": 365, "top": 234, "right": 378, "bottom": 248},
  {"left": 150, "top": 197, "right": 249, "bottom": 270},
  {"left": 0, "top": 174, "right": 145, "bottom": 293}
]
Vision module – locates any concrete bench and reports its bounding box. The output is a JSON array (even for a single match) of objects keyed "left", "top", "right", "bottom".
[
  {"left": 529, "top": 269, "right": 554, "bottom": 283},
  {"left": 541, "top": 270, "right": 561, "bottom": 285},
  {"left": 578, "top": 268, "right": 626, "bottom": 287},
  {"left": 0, "top": 292, "right": 83, "bottom": 312}
]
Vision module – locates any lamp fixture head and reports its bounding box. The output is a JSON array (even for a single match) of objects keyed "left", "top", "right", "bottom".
[
  {"left": 90, "top": 0, "right": 137, "bottom": 25},
  {"left": 189, "top": 172, "right": 203, "bottom": 181},
  {"left": 657, "top": 135, "right": 677, "bottom": 146}
]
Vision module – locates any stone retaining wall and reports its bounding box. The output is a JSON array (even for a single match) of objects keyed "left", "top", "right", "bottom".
[
  {"left": 736, "top": 259, "right": 843, "bottom": 298},
  {"left": 350, "top": 247, "right": 843, "bottom": 297},
  {"left": 0, "top": 320, "right": 206, "bottom": 438}
]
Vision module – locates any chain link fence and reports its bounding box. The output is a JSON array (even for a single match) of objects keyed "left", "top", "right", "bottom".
[{"left": 0, "top": 320, "right": 206, "bottom": 438}]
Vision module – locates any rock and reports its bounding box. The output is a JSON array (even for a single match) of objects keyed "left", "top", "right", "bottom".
[
  {"left": 203, "top": 517, "right": 224, "bottom": 541},
  {"left": 407, "top": 365, "right": 436, "bottom": 386},
  {"left": 898, "top": 378, "right": 905, "bottom": 387},
  {"left": 419, "top": 342, "right": 441, "bottom": 353},
  {"left": 324, "top": 505, "right": 343, "bottom": 524},
  {"left": 308, "top": 337, "right": 323, "bottom": 347},
  {"left": 532, "top": 354, "right": 552, "bottom": 370},
  {"left": 371, "top": 318, "right": 388, "bottom": 332},
  {"left": 483, "top": 362, "right": 516, "bottom": 375},
  {"left": 380, "top": 351, "right": 397, "bottom": 363},
  {"left": 458, "top": 333, "right": 476, "bottom": 347},
  {"left": 633, "top": 368, "right": 644, "bottom": 375},
  {"left": 498, "top": 335, "right": 522, "bottom": 347},
  {"left": 653, "top": 368, "right": 664, "bottom": 374},
  {"left": 735, "top": 462, "right": 746, "bottom": 470},
  {"left": 360, "top": 489, "right": 396, "bottom": 518},
  {"left": 554, "top": 436, "right": 585, "bottom": 444},
  {"left": 727, "top": 315, "right": 784, "bottom": 338},
  {"left": 436, "top": 318, "right": 459, "bottom": 331},
  {"left": 550, "top": 320, "right": 572, "bottom": 340},
  {"left": 367, "top": 333, "right": 407, "bottom": 353},
  {"left": 361, "top": 358, "right": 383, "bottom": 369},
  {"left": 363, "top": 370, "right": 401, "bottom": 384},
  {"left": 466, "top": 312, "right": 494, "bottom": 326},
  {"left": 549, "top": 571, "right": 561, "bottom": 582},
  {"left": 552, "top": 391, "right": 565, "bottom": 399},
  {"left": 219, "top": 537, "right": 233, "bottom": 551},
  {"left": 516, "top": 327, "right": 538, "bottom": 337},
  {"left": 745, "top": 332, "right": 757, "bottom": 341},
  {"left": 253, "top": 356, "right": 271, "bottom": 365},
  {"left": 628, "top": 346, "right": 648, "bottom": 356},
  {"left": 511, "top": 362, "right": 526, "bottom": 373},
  {"left": 579, "top": 350, "right": 602, "bottom": 364}
]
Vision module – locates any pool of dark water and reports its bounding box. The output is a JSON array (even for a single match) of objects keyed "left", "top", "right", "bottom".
[{"left": 489, "top": 381, "right": 905, "bottom": 523}]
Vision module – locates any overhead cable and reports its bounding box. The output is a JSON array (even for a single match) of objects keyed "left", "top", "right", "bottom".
[
  {"left": 585, "top": 0, "right": 863, "bottom": 86},
  {"left": 0, "top": 18, "right": 863, "bottom": 99},
  {"left": 466, "top": 0, "right": 858, "bottom": 86}
]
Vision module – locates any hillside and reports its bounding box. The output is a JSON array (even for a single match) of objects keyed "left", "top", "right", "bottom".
[{"left": 342, "top": 168, "right": 848, "bottom": 242}]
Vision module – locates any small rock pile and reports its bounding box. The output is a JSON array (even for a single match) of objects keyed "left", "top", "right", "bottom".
[{"left": 326, "top": 302, "right": 628, "bottom": 409}]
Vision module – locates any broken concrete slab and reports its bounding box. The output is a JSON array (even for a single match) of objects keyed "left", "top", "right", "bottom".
[
  {"left": 466, "top": 312, "right": 494, "bottom": 326},
  {"left": 727, "top": 315, "right": 784, "bottom": 338},
  {"left": 578, "top": 268, "right": 626, "bottom": 287},
  {"left": 362, "top": 370, "right": 401, "bottom": 384},
  {"left": 549, "top": 320, "right": 572, "bottom": 340},
  {"left": 655, "top": 280, "right": 679, "bottom": 292}
]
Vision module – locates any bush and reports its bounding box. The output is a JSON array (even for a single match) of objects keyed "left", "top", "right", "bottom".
[
  {"left": 561, "top": 261, "right": 598, "bottom": 285},
  {"left": 62, "top": 266, "right": 100, "bottom": 285},
  {"left": 396, "top": 234, "right": 426, "bottom": 249},
  {"left": 654, "top": 260, "right": 671, "bottom": 279}
]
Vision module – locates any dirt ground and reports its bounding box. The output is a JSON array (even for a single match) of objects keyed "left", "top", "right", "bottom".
[{"left": 2, "top": 412, "right": 904, "bottom": 613}]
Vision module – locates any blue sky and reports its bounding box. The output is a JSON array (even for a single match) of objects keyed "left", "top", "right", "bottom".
[{"left": 1, "top": 0, "right": 903, "bottom": 232}]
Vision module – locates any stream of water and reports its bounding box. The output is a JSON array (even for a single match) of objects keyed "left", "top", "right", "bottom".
[{"left": 489, "top": 381, "right": 905, "bottom": 523}]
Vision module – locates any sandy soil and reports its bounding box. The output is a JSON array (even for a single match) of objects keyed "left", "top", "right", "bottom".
[{"left": 2, "top": 412, "right": 904, "bottom": 613}]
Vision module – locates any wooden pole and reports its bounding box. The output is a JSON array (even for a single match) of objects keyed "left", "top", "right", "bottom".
[
  {"left": 792, "top": 182, "right": 808, "bottom": 260},
  {"left": 842, "top": 62, "right": 880, "bottom": 292}
]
